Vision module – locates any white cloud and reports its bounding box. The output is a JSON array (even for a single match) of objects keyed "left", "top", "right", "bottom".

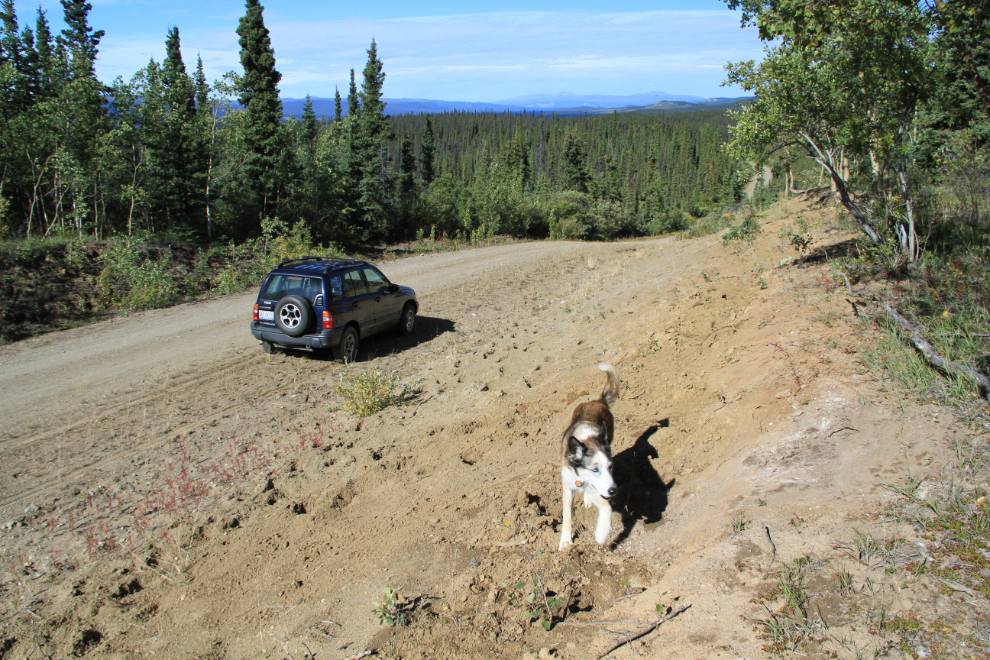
[{"left": 87, "top": 9, "right": 762, "bottom": 101}]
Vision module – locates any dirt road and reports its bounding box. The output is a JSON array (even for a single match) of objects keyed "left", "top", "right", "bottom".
[
  {"left": 0, "top": 204, "right": 984, "bottom": 660},
  {"left": 0, "top": 240, "right": 603, "bottom": 511}
]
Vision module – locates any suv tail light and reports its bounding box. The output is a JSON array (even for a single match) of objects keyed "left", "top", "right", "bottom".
[
  {"left": 323, "top": 311, "right": 333, "bottom": 330},
  {"left": 253, "top": 303, "right": 259, "bottom": 321}
]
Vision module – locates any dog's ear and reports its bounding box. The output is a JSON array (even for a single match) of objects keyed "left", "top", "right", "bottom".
[
  {"left": 567, "top": 436, "right": 585, "bottom": 465},
  {"left": 599, "top": 421, "right": 609, "bottom": 447}
]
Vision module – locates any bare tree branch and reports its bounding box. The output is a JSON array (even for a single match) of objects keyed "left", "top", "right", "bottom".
[{"left": 596, "top": 603, "right": 691, "bottom": 659}]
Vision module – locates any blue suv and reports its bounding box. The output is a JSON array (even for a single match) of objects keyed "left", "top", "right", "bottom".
[{"left": 251, "top": 257, "right": 418, "bottom": 361}]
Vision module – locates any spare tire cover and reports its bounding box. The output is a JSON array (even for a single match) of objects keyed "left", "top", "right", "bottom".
[{"left": 275, "top": 295, "right": 312, "bottom": 337}]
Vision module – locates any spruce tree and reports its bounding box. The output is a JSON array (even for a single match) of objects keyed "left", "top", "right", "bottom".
[
  {"left": 355, "top": 39, "right": 393, "bottom": 240},
  {"left": 0, "top": 0, "right": 28, "bottom": 111},
  {"left": 1, "top": 1, "right": 21, "bottom": 70},
  {"left": 563, "top": 132, "right": 590, "bottom": 193},
  {"left": 358, "top": 40, "right": 388, "bottom": 141},
  {"left": 301, "top": 93, "right": 318, "bottom": 144},
  {"left": 398, "top": 134, "right": 415, "bottom": 198},
  {"left": 236, "top": 0, "right": 285, "bottom": 224},
  {"left": 19, "top": 25, "right": 40, "bottom": 104},
  {"left": 56, "top": 0, "right": 106, "bottom": 228},
  {"left": 334, "top": 86, "right": 342, "bottom": 122},
  {"left": 193, "top": 55, "right": 209, "bottom": 112},
  {"left": 347, "top": 68, "right": 358, "bottom": 117},
  {"left": 163, "top": 26, "right": 195, "bottom": 116},
  {"left": 159, "top": 26, "right": 198, "bottom": 230},
  {"left": 33, "top": 8, "right": 55, "bottom": 98},
  {"left": 58, "top": 0, "right": 103, "bottom": 77},
  {"left": 420, "top": 117, "right": 436, "bottom": 185}
]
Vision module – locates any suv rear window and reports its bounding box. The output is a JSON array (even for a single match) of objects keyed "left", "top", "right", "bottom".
[{"left": 262, "top": 274, "right": 322, "bottom": 302}]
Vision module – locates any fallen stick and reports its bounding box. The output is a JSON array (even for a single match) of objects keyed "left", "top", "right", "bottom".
[
  {"left": 601, "top": 590, "right": 647, "bottom": 605},
  {"left": 838, "top": 271, "right": 990, "bottom": 401},
  {"left": 270, "top": 636, "right": 293, "bottom": 660},
  {"left": 936, "top": 577, "right": 975, "bottom": 597},
  {"left": 558, "top": 620, "right": 652, "bottom": 627},
  {"left": 762, "top": 523, "right": 776, "bottom": 573},
  {"left": 874, "top": 294, "right": 990, "bottom": 401},
  {"left": 596, "top": 603, "right": 691, "bottom": 659}
]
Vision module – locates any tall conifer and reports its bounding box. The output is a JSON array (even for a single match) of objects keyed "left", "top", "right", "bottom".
[
  {"left": 236, "top": 0, "right": 284, "bottom": 223},
  {"left": 19, "top": 25, "right": 40, "bottom": 103},
  {"left": 58, "top": 0, "right": 103, "bottom": 77},
  {"left": 33, "top": 8, "right": 55, "bottom": 97},
  {"left": 563, "top": 132, "right": 590, "bottom": 193},
  {"left": 398, "top": 135, "right": 415, "bottom": 198},
  {"left": 1, "top": 1, "right": 21, "bottom": 69},
  {"left": 420, "top": 117, "right": 436, "bottom": 185},
  {"left": 193, "top": 55, "right": 209, "bottom": 112},
  {"left": 301, "top": 93, "right": 318, "bottom": 144},
  {"left": 355, "top": 39, "right": 392, "bottom": 240},
  {"left": 163, "top": 26, "right": 195, "bottom": 116},
  {"left": 347, "top": 68, "right": 358, "bottom": 117},
  {"left": 334, "top": 86, "right": 342, "bottom": 122},
  {"left": 159, "top": 26, "right": 199, "bottom": 230}
]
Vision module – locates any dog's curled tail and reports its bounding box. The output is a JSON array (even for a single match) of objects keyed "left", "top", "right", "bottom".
[{"left": 597, "top": 363, "right": 620, "bottom": 408}]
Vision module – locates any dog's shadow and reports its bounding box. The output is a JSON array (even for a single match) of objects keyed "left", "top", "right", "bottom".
[{"left": 612, "top": 422, "right": 674, "bottom": 546}]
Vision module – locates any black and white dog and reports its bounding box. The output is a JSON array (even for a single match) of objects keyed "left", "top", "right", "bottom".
[{"left": 558, "top": 363, "right": 619, "bottom": 551}]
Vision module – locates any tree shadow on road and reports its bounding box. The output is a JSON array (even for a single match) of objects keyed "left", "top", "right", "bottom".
[{"left": 611, "top": 422, "right": 674, "bottom": 547}]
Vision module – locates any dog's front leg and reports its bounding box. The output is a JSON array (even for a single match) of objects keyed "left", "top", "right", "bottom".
[
  {"left": 587, "top": 492, "right": 613, "bottom": 546},
  {"left": 558, "top": 481, "right": 575, "bottom": 551}
]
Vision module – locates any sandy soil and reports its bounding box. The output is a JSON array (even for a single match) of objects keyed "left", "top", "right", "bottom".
[{"left": 1, "top": 200, "right": 985, "bottom": 660}]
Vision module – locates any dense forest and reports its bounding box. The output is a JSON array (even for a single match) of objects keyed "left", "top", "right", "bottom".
[
  {"left": 0, "top": 0, "right": 746, "bottom": 249},
  {"left": 387, "top": 110, "right": 745, "bottom": 241}
]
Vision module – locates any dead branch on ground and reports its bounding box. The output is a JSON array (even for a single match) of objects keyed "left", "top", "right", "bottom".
[
  {"left": 762, "top": 522, "right": 777, "bottom": 573},
  {"left": 596, "top": 603, "right": 691, "bottom": 659},
  {"left": 837, "top": 272, "right": 990, "bottom": 401}
]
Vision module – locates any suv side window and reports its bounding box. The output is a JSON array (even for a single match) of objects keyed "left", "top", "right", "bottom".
[
  {"left": 263, "top": 274, "right": 320, "bottom": 302},
  {"left": 362, "top": 267, "right": 390, "bottom": 294},
  {"left": 342, "top": 269, "right": 368, "bottom": 298},
  {"left": 328, "top": 275, "right": 343, "bottom": 299}
]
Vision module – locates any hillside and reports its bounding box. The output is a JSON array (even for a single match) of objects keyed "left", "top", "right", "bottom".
[
  {"left": 278, "top": 94, "right": 751, "bottom": 118},
  {"left": 0, "top": 199, "right": 986, "bottom": 659}
]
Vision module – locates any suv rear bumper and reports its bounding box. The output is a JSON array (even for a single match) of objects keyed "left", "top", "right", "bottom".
[{"left": 251, "top": 322, "right": 341, "bottom": 350}]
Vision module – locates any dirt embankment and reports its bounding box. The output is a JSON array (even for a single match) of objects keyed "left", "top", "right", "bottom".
[{"left": 1, "top": 200, "right": 986, "bottom": 660}]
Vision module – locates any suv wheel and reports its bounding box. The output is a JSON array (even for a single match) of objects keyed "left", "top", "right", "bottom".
[
  {"left": 399, "top": 304, "right": 416, "bottom": 336},
  {"left": 275, "top": 295, "right": 312, "bottom": 337},
  {"left": 334, "top": 327, "right": 359, "bottom": 363}
]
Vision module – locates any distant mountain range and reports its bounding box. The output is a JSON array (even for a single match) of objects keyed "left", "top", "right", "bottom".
[
  {"left": 493, "top": 91, "right": 705, "bottom": 108},
  {"left": 280, "top": 93, "right": 750, "bottom": 119}
]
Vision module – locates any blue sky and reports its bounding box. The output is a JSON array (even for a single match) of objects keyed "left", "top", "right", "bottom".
[{"left": 18, "top": 0, "right": 763, "bottom": 101}]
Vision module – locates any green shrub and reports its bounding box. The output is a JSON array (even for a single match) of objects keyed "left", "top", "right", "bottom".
[
  {"left": 333, "top": 367, "right": 405, "bottom": 417},
  {"left": 686, "top": 212, "right": 734, "bottom": 238},
  {"left": 127, "top": 254, "right": 180, "bottom": 310},
  {"left": 97, "top": 237, "right": 180, "bottom": 311},
  {"left": 372, "top": 587, "right": 408, "bottom": 626},
  {"left": 723, "top": 214, "right": 764, "bottom": 246}
]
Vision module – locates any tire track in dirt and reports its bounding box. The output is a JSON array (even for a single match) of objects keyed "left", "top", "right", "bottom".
[
  {"left": 0, "top": 358, "right": 284, "bottom": 510},
  {"left": 0, "top": 239, "right": 611, "bottom": 517}
]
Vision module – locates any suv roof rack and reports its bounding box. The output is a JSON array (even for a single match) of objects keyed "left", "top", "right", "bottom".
[{"left": 276, "top": 256, "right": 363, "bottom": 268}]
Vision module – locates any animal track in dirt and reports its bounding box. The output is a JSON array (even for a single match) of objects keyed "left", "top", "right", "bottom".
[{"left": 0, "top": 201, "right": 983, "bottom": 659}]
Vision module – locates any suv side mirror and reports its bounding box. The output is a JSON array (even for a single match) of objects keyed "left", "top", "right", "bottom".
[{"left": 389, "top": 283, "right": 400, "bottom": 293}]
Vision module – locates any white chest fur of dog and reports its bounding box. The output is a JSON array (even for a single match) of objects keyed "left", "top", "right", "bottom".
[{"left": 559, "top": 364, "right": 619, "bottom": 551}]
